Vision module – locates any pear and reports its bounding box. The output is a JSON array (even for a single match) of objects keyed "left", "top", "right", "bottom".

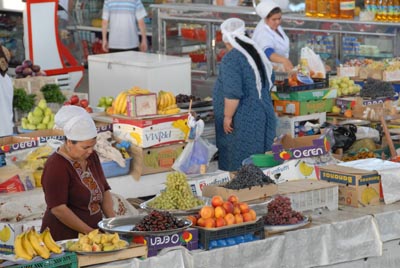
[
  {"left": 45, "top": 107, "right": 52, "bottom": 116},
  {"left": 37, "top": 123, "right": 47, "bottom": 130},
  {"left": 33, "top": 107, "right": 43, "bottom": 117},
  {"left": 42, "top": 115, "right": 50, "bottom": 124},
  {"left": 38, "top": 99, "right": 47, "bottom": 110}
]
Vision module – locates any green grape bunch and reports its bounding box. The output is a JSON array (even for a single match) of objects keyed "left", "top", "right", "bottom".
[{"left": 148, "top": 172, "right": 204, "bottom": 210}]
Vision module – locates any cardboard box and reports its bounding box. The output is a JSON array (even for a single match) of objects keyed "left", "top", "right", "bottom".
[
  {"left": 13, "top": 76, "right": 58, "bottom": 94},
  {"left": 201, "top": 183, "right": 278, "bottom": 202},
  {"left": 337, "top": 66, "right": 359, "bottom": 77},
  {"left": 0, "top": 222, "right": 24, "bottom": 254},
  {"left": 128, "top": 142, "right": 186, "bottom": 180},
  {"left": 130, "top": 228, "right": 198, "bottom": 257},
  {"left": 127, "top": 93, "right": 157, "bottom": 117},
  {"left": 187, "top": 171, "right": 231, "bottom": 196},
  {"left": 274, "top": 99, "right": 335, "bottom": 116},
  {"left": 272, "top": 134, "right": 331, "bottom": 161},
  {"left": 271, "top": 88, "right": 337, "bottom": 101},
  {"left": 113, "top": 113, "right": 189, "bottom": 148},
  {"left": 318, "top": 164, "right": 381, "bottom": 207},
  {"left": 383, "top": 70, "right": 400, "bottom": 81},
  {"left": 276, "top": 113, "right": 326, "bottom": 138}
]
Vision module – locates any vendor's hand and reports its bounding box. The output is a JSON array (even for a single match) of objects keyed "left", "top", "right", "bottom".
[
  {"left": 102, "top": 40, "right": 109, "bottom": 53},
  {"left": 140, "top": 40, "right": 148, "bottom": 52},
  {"left": 283, "top": 59, "right": 294, "bottom": 72},
  {"left": 223, "top": 116, "right": 233, "bottom": 134}
]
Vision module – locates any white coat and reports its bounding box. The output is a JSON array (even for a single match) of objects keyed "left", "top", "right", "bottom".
[
  {"left": 252, "top": 20, "right": 290, "bottom": 68},
  {"left": 0, "top": 74, "right": 14, "bottom": 137}
]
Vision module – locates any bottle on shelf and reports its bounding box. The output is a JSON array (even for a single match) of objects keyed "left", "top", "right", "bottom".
[
  {"left": 376, "top": 0, "right": 388, "bottom": 20},
  {"left": 365, "top": 0, "right": 372, "bottom": 11},
  {"left": 388, "top": 0, "right": 395, "bottom": 21},
  {"left": 330, "top": 0, "right": 341, "bottom": 17},
  {"left": 306, "top": 0, "right": 318, "bottom": 16},
  {"left": 317, "top": 0, "right": 330, "bottom": 17},
  {"left": 340, "top": 0, "right": 355, "bottom": 19},
  {"left": 394, "top": 0, "right": 400, "bottom": 21}
]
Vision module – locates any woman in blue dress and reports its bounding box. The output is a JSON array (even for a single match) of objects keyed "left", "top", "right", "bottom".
[{"left": 213, "top": 18, "right": 277, "bottom": 171}]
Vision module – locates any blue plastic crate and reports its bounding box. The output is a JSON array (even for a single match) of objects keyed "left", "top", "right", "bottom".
[{"left": 101, "top": 157, "right": 132, "bottom": 178}]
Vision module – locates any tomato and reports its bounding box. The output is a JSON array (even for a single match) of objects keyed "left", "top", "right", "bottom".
[
  {"left": 70, "top": 95, "right": 79, "bottom": 105},
  {"left": 63, "top": 101, "right": 71, "bottom": 106},
  {"left": 80, "top": 99, "right": 89, "bottom": 108},
  {"left": 85, "top": 106, "right": 93, "bottom": 113}
]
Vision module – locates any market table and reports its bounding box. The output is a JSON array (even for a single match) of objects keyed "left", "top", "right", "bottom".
[{"left": 84, "top": 202, "right": 400, "bottom": 268}]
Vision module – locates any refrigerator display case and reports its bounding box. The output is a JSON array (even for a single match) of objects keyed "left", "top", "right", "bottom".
[{"left": 151, "top": 4, "right": 400, "bottom": 96}]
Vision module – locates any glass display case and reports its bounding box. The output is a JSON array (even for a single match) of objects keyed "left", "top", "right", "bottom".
[
  {"left": 0, "top": 9, "right": 24, "bottom": 68},
  {"left": 151, "top": 4, "right": 400, "bottom": 95}
]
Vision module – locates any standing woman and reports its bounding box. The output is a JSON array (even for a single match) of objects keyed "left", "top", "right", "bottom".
[
  {"left": 252, "top": 0, "right": 294, "bottom": 72},
  {"left": 213, "top": 18, "right": 276, "bottom": 172},
  {"left": 40, "top": 106, "right": 115, "bottom": 241},
  {"left": 0, "top": 46, "right": 13, "bottom": 137}
]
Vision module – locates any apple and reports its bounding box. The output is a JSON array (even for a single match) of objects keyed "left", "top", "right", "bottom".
[
  {"left": 80, "top": 99, "right": 89, "bottom": 108},
  {"left": 70, "top": 95, "right": 80, "bottom": 105},
  {"left": 106, "top": 96, "right": 114, "bottom": 106}
]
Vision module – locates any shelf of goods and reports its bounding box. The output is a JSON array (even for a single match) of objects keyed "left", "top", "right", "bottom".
[{"left": 151, "top": 4, "right": 400, "bottom": 97}]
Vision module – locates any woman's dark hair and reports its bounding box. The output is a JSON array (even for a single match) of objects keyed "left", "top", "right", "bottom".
[
  {"left": 235, "top": 37, "right": 266, "bottom": 88},
  {"left": 267, "top": 7, "right": 282, "bottom": 18}
]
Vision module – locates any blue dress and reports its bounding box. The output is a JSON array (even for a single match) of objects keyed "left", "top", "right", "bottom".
[{"left": 213, "top": 49, "right": 276, "bottom": 171}]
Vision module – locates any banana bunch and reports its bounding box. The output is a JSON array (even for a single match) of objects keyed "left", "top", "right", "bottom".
[
  {"left": 14, "top": 227, "right": 62, "bottom": 261},
  {"left": 157, "top": 91, "right": 180, "bottom": 115},
  {"left": 113, "top": 86, "right": 152, "bottom": 115},
  {"left": 66, "top": 229, "right": 126, "bottom": 252},
  {"left": 19, "top": 145, "right": 52, "bottom": 172}
]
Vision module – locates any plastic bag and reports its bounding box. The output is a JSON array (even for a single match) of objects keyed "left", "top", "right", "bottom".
[
  {"left": 172, "top": 115, "right": 217, "bottom": 174},
  {"left": 300, "top": 47, "right": 326, "bottom": 79}
]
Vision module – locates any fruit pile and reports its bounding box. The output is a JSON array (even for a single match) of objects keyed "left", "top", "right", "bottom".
[
  {"left": 15, "top": 59, "right": 45, "bottom": 78},
  {"left": 21, "top": 99, "right": 55, "bottom": 130},
  {"left": 97, "top": 96, "right": 114, "bottom": 110},
  {"left": 175, "top": 94, "right": 201, "bottom": 103},
  {"left": 360, "top": 78, "right": 395, "bottom": 99},
  {"left": 188, "top": 195, "right": 256, "bottom": 228},
  {"left": 132, "top": 210, "right": 186, "bottom": 232},
  {"left": 329, "top": 76, "right": 361, "bottom": 97},
  {"left": 264, "top": 195, "right": 304, "bottom": 225},
  {"left": 66, "top": 229, "right": 126, "bottom": 252},
  {"left": 157, "top": 90, "right": 180, "bottom": 115},
  {"left": 14, "top": 227, "right": 62, "bottom": 261},
  {"left": 63, "top": 94, "right": 92, "bottom": 113},
  {"left": 223, "top": 164, "right": 275, "bottom": 190},
  {"left": 147, "top": 172, "right": 205, "bottom": 210}
]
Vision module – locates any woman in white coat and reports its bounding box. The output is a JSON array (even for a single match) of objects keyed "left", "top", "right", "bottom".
[
  {"left": 0, "top": 46, "right": 13, "bottom": 137},
  {"left": 252, "top": 0, "right": 293, "bottom": 72}
]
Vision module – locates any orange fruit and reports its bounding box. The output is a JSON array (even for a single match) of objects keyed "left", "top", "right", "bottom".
[{"left": 344, "top": 109, "right": 352, "bottom": 118}]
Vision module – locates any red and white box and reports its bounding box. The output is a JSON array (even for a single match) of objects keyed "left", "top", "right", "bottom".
[{"left": 113, "top": 113, "right": 189, "bottom": 148}]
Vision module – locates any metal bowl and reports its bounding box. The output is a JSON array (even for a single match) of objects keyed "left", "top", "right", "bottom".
[{"left": 338, "top": 119, "right": 371, "bottom": 127}]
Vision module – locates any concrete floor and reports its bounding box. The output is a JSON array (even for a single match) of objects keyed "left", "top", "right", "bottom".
[{"left": 76, "top": 68, "right": 89, "bottom": 94}]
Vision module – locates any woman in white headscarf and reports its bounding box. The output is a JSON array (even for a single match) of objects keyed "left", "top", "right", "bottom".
[
  {"left": 0, "top": 46, "right": 14, "bottom": 137},
  {"left": 40, "top": 106, "right": 115, "bottom": 241},
  {"left": 252, "top": 0, "right": 293, "bottom": 72},
  {"left": 213, "top": 18, "right": 276, "bottom": 171}
]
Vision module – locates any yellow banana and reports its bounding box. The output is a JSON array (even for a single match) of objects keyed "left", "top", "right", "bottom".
[
  {"left": 22, "top": 231, "right": 37, "bottom": 259},
  {"left": 163, "top": 104, "right": 178, "bottom": 110},
  {"left": 41, "top": 228, "right": 62, "bottom": 254},
  {"left": 167, "top": 92, "right": 176, "bottom": 105},
  {"left": 28, "top": 228, "right": 50, "bottom": 259},
  {"left": 114, "top": 92, "right": 128, "bottom": 114},
  {"left": 164, "top": 108, "right": 181, "bottom": 115},
  {"left": 159, "top": 91, "right": 166, "bottom": 110},
  {"left": 14, "top": 233, "right": 33, "bottom": 261}
]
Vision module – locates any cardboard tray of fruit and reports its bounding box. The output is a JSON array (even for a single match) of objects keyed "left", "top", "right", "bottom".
[
  {"left": 58, "top": 239, "right": 129, "bottom": 255},
  {"left": 98, "top": 215, "right": 192, "bottom": 236},
  {"left": 139, "top": 195, "right": 211, "bottom": 216},
  {"left": 177, "top": 100, "right": 213, "bottom": 109}
]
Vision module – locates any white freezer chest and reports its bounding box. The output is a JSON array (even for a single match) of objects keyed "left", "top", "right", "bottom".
[{"left": 88, "top": 51, "right": 191, "bottom": 105}]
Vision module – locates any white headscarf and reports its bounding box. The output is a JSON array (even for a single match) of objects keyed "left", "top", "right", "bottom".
[
  {"left": 55, "top": 105, "right": 97, "bottom": 141},
  {"left": 221, "top": 18, "right": 273, "bottom": 98},
  {"left": 256, "top": 0, "right": 280, "bottom": 19}
]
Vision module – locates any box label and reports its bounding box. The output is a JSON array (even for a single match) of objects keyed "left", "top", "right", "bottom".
[
  {"left": 272, "top": 137, "right": 329, "bottom": 161},
  {"left": 359, "top": 174, "right": 380, "bottom": 185},
  {"left": 320, "top": 170, "right": 356, "bottom": 185}
]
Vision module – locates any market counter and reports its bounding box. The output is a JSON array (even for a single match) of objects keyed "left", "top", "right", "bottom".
[{"left": 85, "top": 202, "right": 400, "bottom": 268}]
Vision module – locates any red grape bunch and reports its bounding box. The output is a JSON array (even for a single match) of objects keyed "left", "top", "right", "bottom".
[
  {"left": 264, "top": 195, "right": 304, "bottom": 225},
  {"left": 133, "top": 210, "right": 185, "bottom": 232}
]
